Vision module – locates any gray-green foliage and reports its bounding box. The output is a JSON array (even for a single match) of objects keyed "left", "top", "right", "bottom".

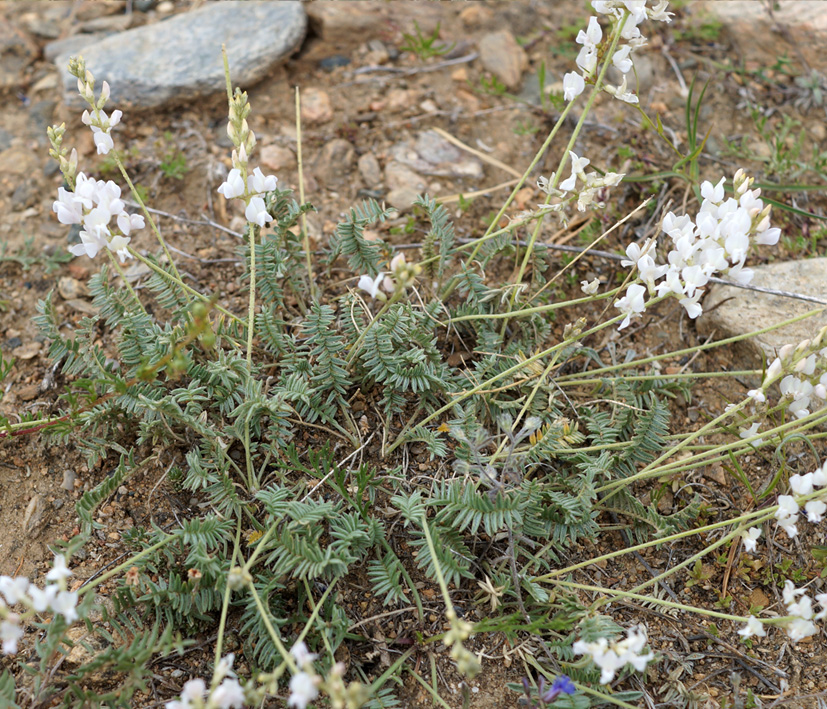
[{"left": 20, "top": 185, "right": 699, "bottom": 706}]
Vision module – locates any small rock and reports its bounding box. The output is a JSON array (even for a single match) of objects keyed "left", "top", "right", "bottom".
[
  {"left": 386, "top": 187, "right": 421, "bottom": 212},
  {"left": 388, "top": 130, "right": 483, "bottom": 180},
  {"left": 319, "top": 54, "right": 350, "bottom": 72},
  {"left": 11, "top": 182, "right": 38, "bottom": 211},
  {"left": 62, "top": 469, "right": 76, "bottom": 491},
  {"left": 697, "top": 257, "right": 827, "bottom": 365},
  {"left": 259, "top": 144, "right": 296, "bottom": 172},
  {"left": 301, "top": 87, "right": 333, "bottom": 124},
  {"left": 52, "top": 499, "right": 64, "bottom": 510},
  {"left": 314, "top": 139, "right": 355, "bottom": 187},
  {"left": 65, "top": 299, "right": 100, "bottom": 316},
  {"left": 478, "top": 30, "right": 527, "bottom": 89},
  {"left": 384, "top": 161, "right": 427, "bottom": 193},
  {"left": 0, "top": 24, "right": 39, "bottom": 89},
  {"left": 56, "top": 2, "right": 307, "bottom": 111},
  {"left": 385, "top": 88, "right": 413, "bottom": 112},
  {"left": 11, "top": 342, "right": 42, "bottom": 361},
  {"left": 3, "top": 336, "right": 23, "bottom": 350},
  {"left": 358, "top": 152, "right": 382, "bottom": 188},
  {"left": 451, "top": 67, "right": 468, "bottom": 82},
  {"left": 79, "top": 14, "right": 133, "bottom": 34},
  {"left": 0, "top": 127, "right": 12, "bottom": 151},
  {"left": 133, "top": 0, "right": 158, "bottom": 11},
  {"left": 459, "top": 5, "right": 492, "bottom": 27},
  {"left": 58, "top": 277, "right": 88, "bottom": 300}
]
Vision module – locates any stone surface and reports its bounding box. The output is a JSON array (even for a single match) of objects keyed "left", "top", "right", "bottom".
[
  {"left": 0, "top": 21, "right": 38, "bottom": 89},
  {"left": 314, "top": 139, "right": 355, "bottom": 187},
  {"left": 259, "top": 144, "right": 296, "bottom": 172},
  {"left": 56, "top": 2, "right": 307, "bottom": 111},
  {"left": 389, "top": 130, "right": 483, "bottom": 180},
  {"left": 385, "top": 162, "right": 427, "bottom": 212},
  {"left": 698, "top": 1, "right": 827, "bottom": 73},
  {"left": 358, "top": 152, "right": 382, "bottom": 189},
  {"left": 478, "top": 30, "right": 527, "bottom": 89},
  {"left": 301, "top": 87, "right": 333, "bottom": 124},
  {"left": 697, "top": 258, "right": 827, "bottom": 365}
]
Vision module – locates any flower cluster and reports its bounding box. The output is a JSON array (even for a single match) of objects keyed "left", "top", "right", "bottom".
[
  {"left": 573, "top": 625, "right": 654, "bottom": 684},
  {"left": 537, "top": 152, "right": 625, "bottom": 216},
  {"left": 288, "top": 642, "right": 320, "bottom": 709},
  {"left": 215, "top": 87, "right": 278, "bottom": 228},
  {"left": 166, "top": 654, "right": 246, "bottom": 709},
  {"left": 1, "top": 555, "right": 78, "bottom": 655},
  {"left": 740, "top": 581, "right": 827, "bottom": 643},
  {"left": 54, "top": 172, "right": 144, "bottom": 262},
  {"left": 564, "top": 0, "right": 672, "bottom": 104},
  {"left": 357, "top": 252, "right": 421, "bottom": 301},
  {"left": 615, "top": 170, "right": 780, "bottom": 329},
  {"left": 72, "top": 57, "right": 121, "bottom": 156}
]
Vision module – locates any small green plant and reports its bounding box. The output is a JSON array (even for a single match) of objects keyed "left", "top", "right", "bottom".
[
  {"left": 399, "top": 20, "right": 455, "bottom": 60},
  {"left": 158, "top": 130, "right": 189, "bottom": 180}
]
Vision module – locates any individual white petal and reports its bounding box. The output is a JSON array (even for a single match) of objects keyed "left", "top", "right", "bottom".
[
  {"left": 357, "top": 273, "right": 384, "bottom": 299},
  {"left": 563, "top": 71, "right": 585, "bottom": 101}
]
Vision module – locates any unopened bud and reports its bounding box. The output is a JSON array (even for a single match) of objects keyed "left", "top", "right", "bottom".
[{"left": 779, "top": 344, "right": 796, "bottom": 362}]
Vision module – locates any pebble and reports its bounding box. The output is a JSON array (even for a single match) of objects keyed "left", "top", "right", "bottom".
[
  {"left": 314, "top": 139, "right": 355, "bottom": 187},
  {"left": 697, "top": 257, "right": 827, "bottom": 365},
  {"left": 64, "top": 299, "right": 100, "bottom": 316},
  {"left": 58, "top": 276, "right": 88, "bottom": 300},
  {"left": 11, "top": 181, "right": 39, "bottom": 211},
  {"left": 301, "top": 87, "right": 333, "bottom": 124},
  {"left": 388, "top": 130, "right": 483, "bottom": 180},
  {"left": 62, "top": 469, "right": 76, "bottom": 491},
  {"left": 11, "top": 342, "right": 42, "bottom": 360},
  {"left": 56, "top": 2, "right": 307, "bottom": 111},
  {"left": 318, "top": 54, "right": 350, "bottom": 72},
  {"left": 259, "top": 144, "right": 296, "bottom": 172},
  {"left": 357, "top": 152, "right": 382, "bottom": 188},
  {"left": 0, "top": 24, "right": 38, "bottom": 89},
  {"left": 478, "top": 30, "right": 527, "bottom": 89}
]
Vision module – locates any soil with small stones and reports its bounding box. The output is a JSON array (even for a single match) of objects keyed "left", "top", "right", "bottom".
[{"left": 1, "top": 1, "right": 827, "bottom": 707}]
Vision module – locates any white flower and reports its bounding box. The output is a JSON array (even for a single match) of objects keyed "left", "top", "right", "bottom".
[
  {"left": 217, "top": 168, "right": 246, "bottom": 200},
  {"left": 805, "top": 500, "right": 826, "bottom": 523},
  {"left": 786, "top": 617, "right": 817, "bottom": 642},
  {"left": 51, "top": 590, "right": 78, "bottom": 624},
  {"left": 738, "top": 615, "right": 765, "bottom": 638},
  {"left": 28, "top": 585, "right": 58, "bottom": 613},
  {"left": 612, "top": 44, "right": 633, "bottom": 73},
  {"left": 357, "top": 273, "right": 385, "bottom": 300},
  {"left": 290, "top": 641, "right": 318, "bottom": 668},
  {"left": 0, "top": 577, "right": 30, "bottom": 605},
  {"left": 812, "top": 465, "right": 827, "bottom": 487},
  {"left": 573, "top": 626, "right": 654, "bottom": 684},
  {"left": 747, "top": 389, "right": 765, "bottom": 404},
  {"left": 741, "top": 527, "right": 761, "bottom": 553},
  {"left": 117, "top": 212, "right": 145, "bottom": 236},
  {"left": 90, "top": 127, "right": 115, "bottom": 155},
  {"left": 776, "top": 495, "right": 799, "bottom": 520},
  {"left": 790, "top": 473, "right": 814, "bottom": 496},
  {"left": 615, "top": 283, "right": 646, "bottom": 330},
  {"left": 53, "top": 187, "right": 84, "bottom": 225},
  {"left": 604, "top": 74, "right": 638, "bottom": 104},
  {"left": 288, "top": 672, "right": 319, "bottom": 709},
  {"left": 581, "top": 278, "right": 600, "bottom": 294},
  {"left": 576, "top": 16, "right": 603, "bottom": 48},
  {"left": 245, "top": 196, "right": 273, "bottom": 227},
  {"left": 1, "top": 616, "right": 23, "bottom": 655},
  {"left": 764, "top": 357, "right": 783, "bottom": 385},
  {"left": 46, "top": 555, "right": 72, "bottom": 583},
  {"left": 166, "top": 678, "right": 206, "bottom": 709},
  {"left": 211, "top": 678, "right": 245, "bottom": 709},
  {"left": 700, "top": 176, "right": 726, "bottom": 203},
  {"left": 563, "top": 71, "right": 585, "bottom": 101},
  {"left": 247, "top": 166, "right": 277, "bottom": 195},
  {"left": 739, "top": 422, "right": 763, "bottom": 447}
]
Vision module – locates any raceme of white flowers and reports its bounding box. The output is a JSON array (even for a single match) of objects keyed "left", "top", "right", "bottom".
[
  {"left": 537, "top": 151, "right": 625, "bottom": 216},
  {"left": 165, "top": 654, "right": 245, "bottom": 709},
  {"left": 614, "top": 170, "right": 780, "bottom": 329},
  {"left": 739, "top": 580, "right": 827, "bottom": 643},
  {"left": 563, "top": 0, "right": 673, "bottom": 105},
  {"left": 52, "top": 61, "right": 145, "bottom": 264},
  {"left": 0, "top": 555, "right": 78, "bottom": 655},
  {"left": 573, "top": 625, "right": 655, "bottom": 684}
]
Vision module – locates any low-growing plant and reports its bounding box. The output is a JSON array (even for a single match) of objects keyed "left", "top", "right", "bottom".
[{"left": 2, "top": 3, "right": 827, "bottom": 708}]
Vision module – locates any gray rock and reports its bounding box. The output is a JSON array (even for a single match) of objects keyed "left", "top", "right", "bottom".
[
  {"left": 315, "top": 139, "right": 355, "bottom": 188},
  {"left": 0, "top": 128, "right": 12, "bottom": 151},
  {"left": 11, "top": 182, "right": 39, "bottom": 211},
  {"left": 0, "top": 23, "right": 38, "bottom": 89},
  {"left": 478, "top": 30, "right": 527, "bottom": 89},
  {"left": 358, "top": 152, "right": 382, "bottom": 189},
  {"left": 697, "top": 258, "right": 827, "bottom": 365},
  {"left": 56, "top": 1, "right": 307, "bottom": 111},
  {"left": 45, "top": 34, "right": 109, "bottom": 63},
  {"left": 384, "top": 162, "right": 427, "bottom": 212},
  {"left": 389, "top": 130, "right": 483, "bottom": 180}
]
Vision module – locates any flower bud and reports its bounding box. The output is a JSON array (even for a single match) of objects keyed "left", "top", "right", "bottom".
[
  {"left": 779, "top": 344, "right": 796, "bottom": 362},
  {"left": 764, "top": 357, "right": 782, "bottom": 384}
]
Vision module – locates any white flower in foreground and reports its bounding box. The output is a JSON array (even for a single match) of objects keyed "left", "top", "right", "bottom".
[
  {"left": 1, "top": 616, "right": 23, "bottom": 655},
  {"left": 290, "top": 641, "right": 318, "bottom": 668},
  {"left": 288, "top": 671, "right": 319, "bottom": 709},
  {"left": 0, "top": 577, "right": 30, "bottom": 605},
  {"left": 614, "top": 283, "right": 646, "bottom": 329},
  {"left": 563, "top": 71, "right": 585, "bottom": 101},
  {"left": 790, "top": 473, "right": 815, "bottom": 496},
  {"left": 28, "top": 585, "right": 58, "bottom": 613},
  {"left": 247, "top": 166, "right": 277, "bottom": 195},
  {"left": 805, "top": 500, "right": 826, "bottom": 523},
  {"left": 210, "top": 678, "right": 245, "bottom": 708},
  {"left": 217, "top": 168, "right": 246, "bottom": 200},
  {"left": 52, "top": 590, "right": 79, "bottom": 624},
  {"left": 581, "top": 278, "right": 600, "bottom": 295},
  {"left": 166, "top": 678, "right": 206, "bottom": 709},
  {"left": 737, "top": 615, "right": 766, "bottom": 638},
  {"left": 747, "top": 388, "right": 765, "bottom": 404},
  {"left": 245, "top": 196, "right": 273, "bottom": 227},
  {"left": 573, "top": 626, "right": 654, "bottom": 684},
  {"left": 46, "top": 554, "right": 72, "bottom": 583},
  {"left": 775, "top": 495, "right": 799, "bottom": 538},
  {"left": 741, "top": 527, "right": 761, "bottom": 553},
  {"left": 357, "top": 273, "right": 385, "bottom": 300}
]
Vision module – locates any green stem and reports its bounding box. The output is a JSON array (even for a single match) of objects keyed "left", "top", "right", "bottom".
[
  {"left": 106, "top": 250, "right": 147, "bottom": 315},
  {"left": 78, "top": 534, "right": 173, "bottom": 596},
  {"left": 246, "top": 224, "right": 259, "bottom": 368},
  {"left": 214, "top": 518, "right": 243, "bottom": 667},
  {"left": 296, "top": 87, "right": 314, "bottom": 301},
  {"left": 245, "top": 577, "right": 297, "bottom": 674}
]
